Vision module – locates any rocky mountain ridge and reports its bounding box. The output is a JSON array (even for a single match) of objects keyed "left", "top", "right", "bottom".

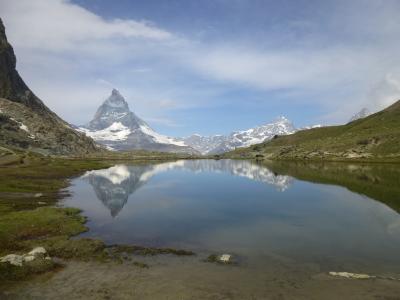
[
  {"left": 184, "top": 116, "right": 297, "bottom": 155},
  {"left": 0, "top": 18, "right": 99, "bottom": 155}
]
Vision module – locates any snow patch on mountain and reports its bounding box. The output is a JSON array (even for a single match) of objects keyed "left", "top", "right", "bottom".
[
  {"left": 183, "top": 116, "right": 298, "bottom": 155},
  {"left": 139, "top": 124, "right": 186, "bottom": 147},
  {"left": 299, "top": 124, "right": 322, "bottom": 130},
  {"left": 79, "top": 122, "right": 131, "bottom": 141},
  {"left": 231, "top": 116, "right": 296, "bottom": 148}
]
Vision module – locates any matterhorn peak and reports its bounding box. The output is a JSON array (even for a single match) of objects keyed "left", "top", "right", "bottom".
[
  {"left": 78, "top": 90, "right": 198, "bottom": 154},
  {"left": 104, "top": 89, "right": 128, "bottom": 109}
]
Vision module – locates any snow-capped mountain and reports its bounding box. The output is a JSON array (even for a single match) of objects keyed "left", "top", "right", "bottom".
[
  {"left": 78, "top": 89, "right": 198, "bottom": 154},
  {"left": 299, "top": 124, "right": 322, "bottom": 130},
  {"left": 183, "top": 116, "right": 297, "bottom": 155},
  {"left": 78, "top": 89, "right": 319, "bottom": 155},
  {"left": 349, "top": 108, "right": 371, "bottom": 122},
  {"left": 181, "top": 134, "right": 228, "bottom": 154}
]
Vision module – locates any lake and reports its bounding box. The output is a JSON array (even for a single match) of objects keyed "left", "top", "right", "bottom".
[{"left": 64, "top": 159, "right": 400, "bottom": 276}]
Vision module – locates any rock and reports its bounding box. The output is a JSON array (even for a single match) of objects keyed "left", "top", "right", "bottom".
[
  {"left": 219, "top": 254, "right": 232, "bottom": 263},
  {"left": 0, "top": 247, "right": 49, "bottom": 267},
  {"left": 329, "top": 272, "right": 374, "bottom": 279},
  {"left": 37, "top": 201, "right": 46, "bottom": 205},
  {"left": 28, "top": 247, "right": 46, "bottom": 257},
  {"left": 0, "top": 254, "right": 24, "bottom": 266},
  {"left": 23, "top": 255, "right": 36, "bottom": 262},
  {"left": 206, "top": 253, "right": 235, "bottom": 264},
  {"left": 34, "top": 193, "right": 43, "bottom": 198}
]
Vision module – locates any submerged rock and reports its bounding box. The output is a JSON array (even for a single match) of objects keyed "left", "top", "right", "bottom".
[
  {"left": 206, "top": 253, "right": 235, "bottom": 264},
  {"left": 329, "top": 272, "right": 374, "bottom": 279},
  {"left": 219, "top": 254, "right": 232, "bottom": 263}
]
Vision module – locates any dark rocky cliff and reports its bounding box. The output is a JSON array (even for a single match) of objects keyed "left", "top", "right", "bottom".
[{"left": 0, "top": 18, "right": 100, "bottom": 155}]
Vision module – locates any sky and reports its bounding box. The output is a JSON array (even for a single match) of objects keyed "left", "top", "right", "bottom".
[{"left": 1, "top": 0, "right": 400, "bottom": 137}]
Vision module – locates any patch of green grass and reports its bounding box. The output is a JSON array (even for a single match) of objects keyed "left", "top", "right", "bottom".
[
  {"left": 0, "top": 257, "right": 59, "bottom": 281},
  {"left": 0, "top": 207, "right": 87, "bottom": 255},
  {"left": 206, "top": 254, "right": 219, "bottom": 263},
  {"left": 33, "top": 237, "right": 107, "bottom": 261},
  {"left": 108, "top": 245, "right": 195, "bottom": 256}
]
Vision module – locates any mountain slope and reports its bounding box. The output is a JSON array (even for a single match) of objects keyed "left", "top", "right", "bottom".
[
  {"left": 79, "top": 89, "right": 198, "bottom": 154},
  {"left": 0, "top": 18, "right": 99, "bottom": 155},
  {"left": 226, "top": 100, "right": 400, "bottom": 161},
  {"left": 183, "top": 117, "right": 297, "bottom": 155}
]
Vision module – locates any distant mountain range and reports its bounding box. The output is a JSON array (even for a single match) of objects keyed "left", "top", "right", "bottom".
[
  {"left": 182, "top": 116, "right": 298, "bottom": 154},
  {"left": 79, "top": 90, "right": 321, "bottom": 154}
]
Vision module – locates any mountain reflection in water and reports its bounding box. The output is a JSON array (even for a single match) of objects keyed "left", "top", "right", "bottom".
[{"left": 82, "top": 160, "right": 293, "bottom": 217}]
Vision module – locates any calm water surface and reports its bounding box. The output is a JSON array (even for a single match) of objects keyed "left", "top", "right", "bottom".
[{"left": 64, "top": 159, "right": 400, "bottom": 274}]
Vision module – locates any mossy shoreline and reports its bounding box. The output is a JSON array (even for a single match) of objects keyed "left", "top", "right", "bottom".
[{"left": 0, "top": 153, "right": 196, "bottom": 285}]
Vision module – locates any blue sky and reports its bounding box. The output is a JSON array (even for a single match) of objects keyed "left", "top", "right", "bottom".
[{"left": 1, "top": 0, "right": 400, "bottom": 136}]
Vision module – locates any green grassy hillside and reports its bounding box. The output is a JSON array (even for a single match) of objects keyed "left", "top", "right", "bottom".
[{"left": 225, "top": 100, "right": 400, "bottom": 162}]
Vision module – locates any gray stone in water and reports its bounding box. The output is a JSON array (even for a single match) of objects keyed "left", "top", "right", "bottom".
[
  {"left": 219, "top": 254, "right": 232, "bottom": 263},
  {"left": 329, "top": 272, "right": 374, "bottom": 279}
]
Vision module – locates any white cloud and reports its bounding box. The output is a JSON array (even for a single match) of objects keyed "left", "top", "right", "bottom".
[
  {"left": 0, "top": 0, "right": 172, "bottom": 53},
  {"left": 191, "top": 46, "right": 366, "bottom": 91},
  {"left": 368, "top": 74, "right": 400, "bottom": 111}
]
